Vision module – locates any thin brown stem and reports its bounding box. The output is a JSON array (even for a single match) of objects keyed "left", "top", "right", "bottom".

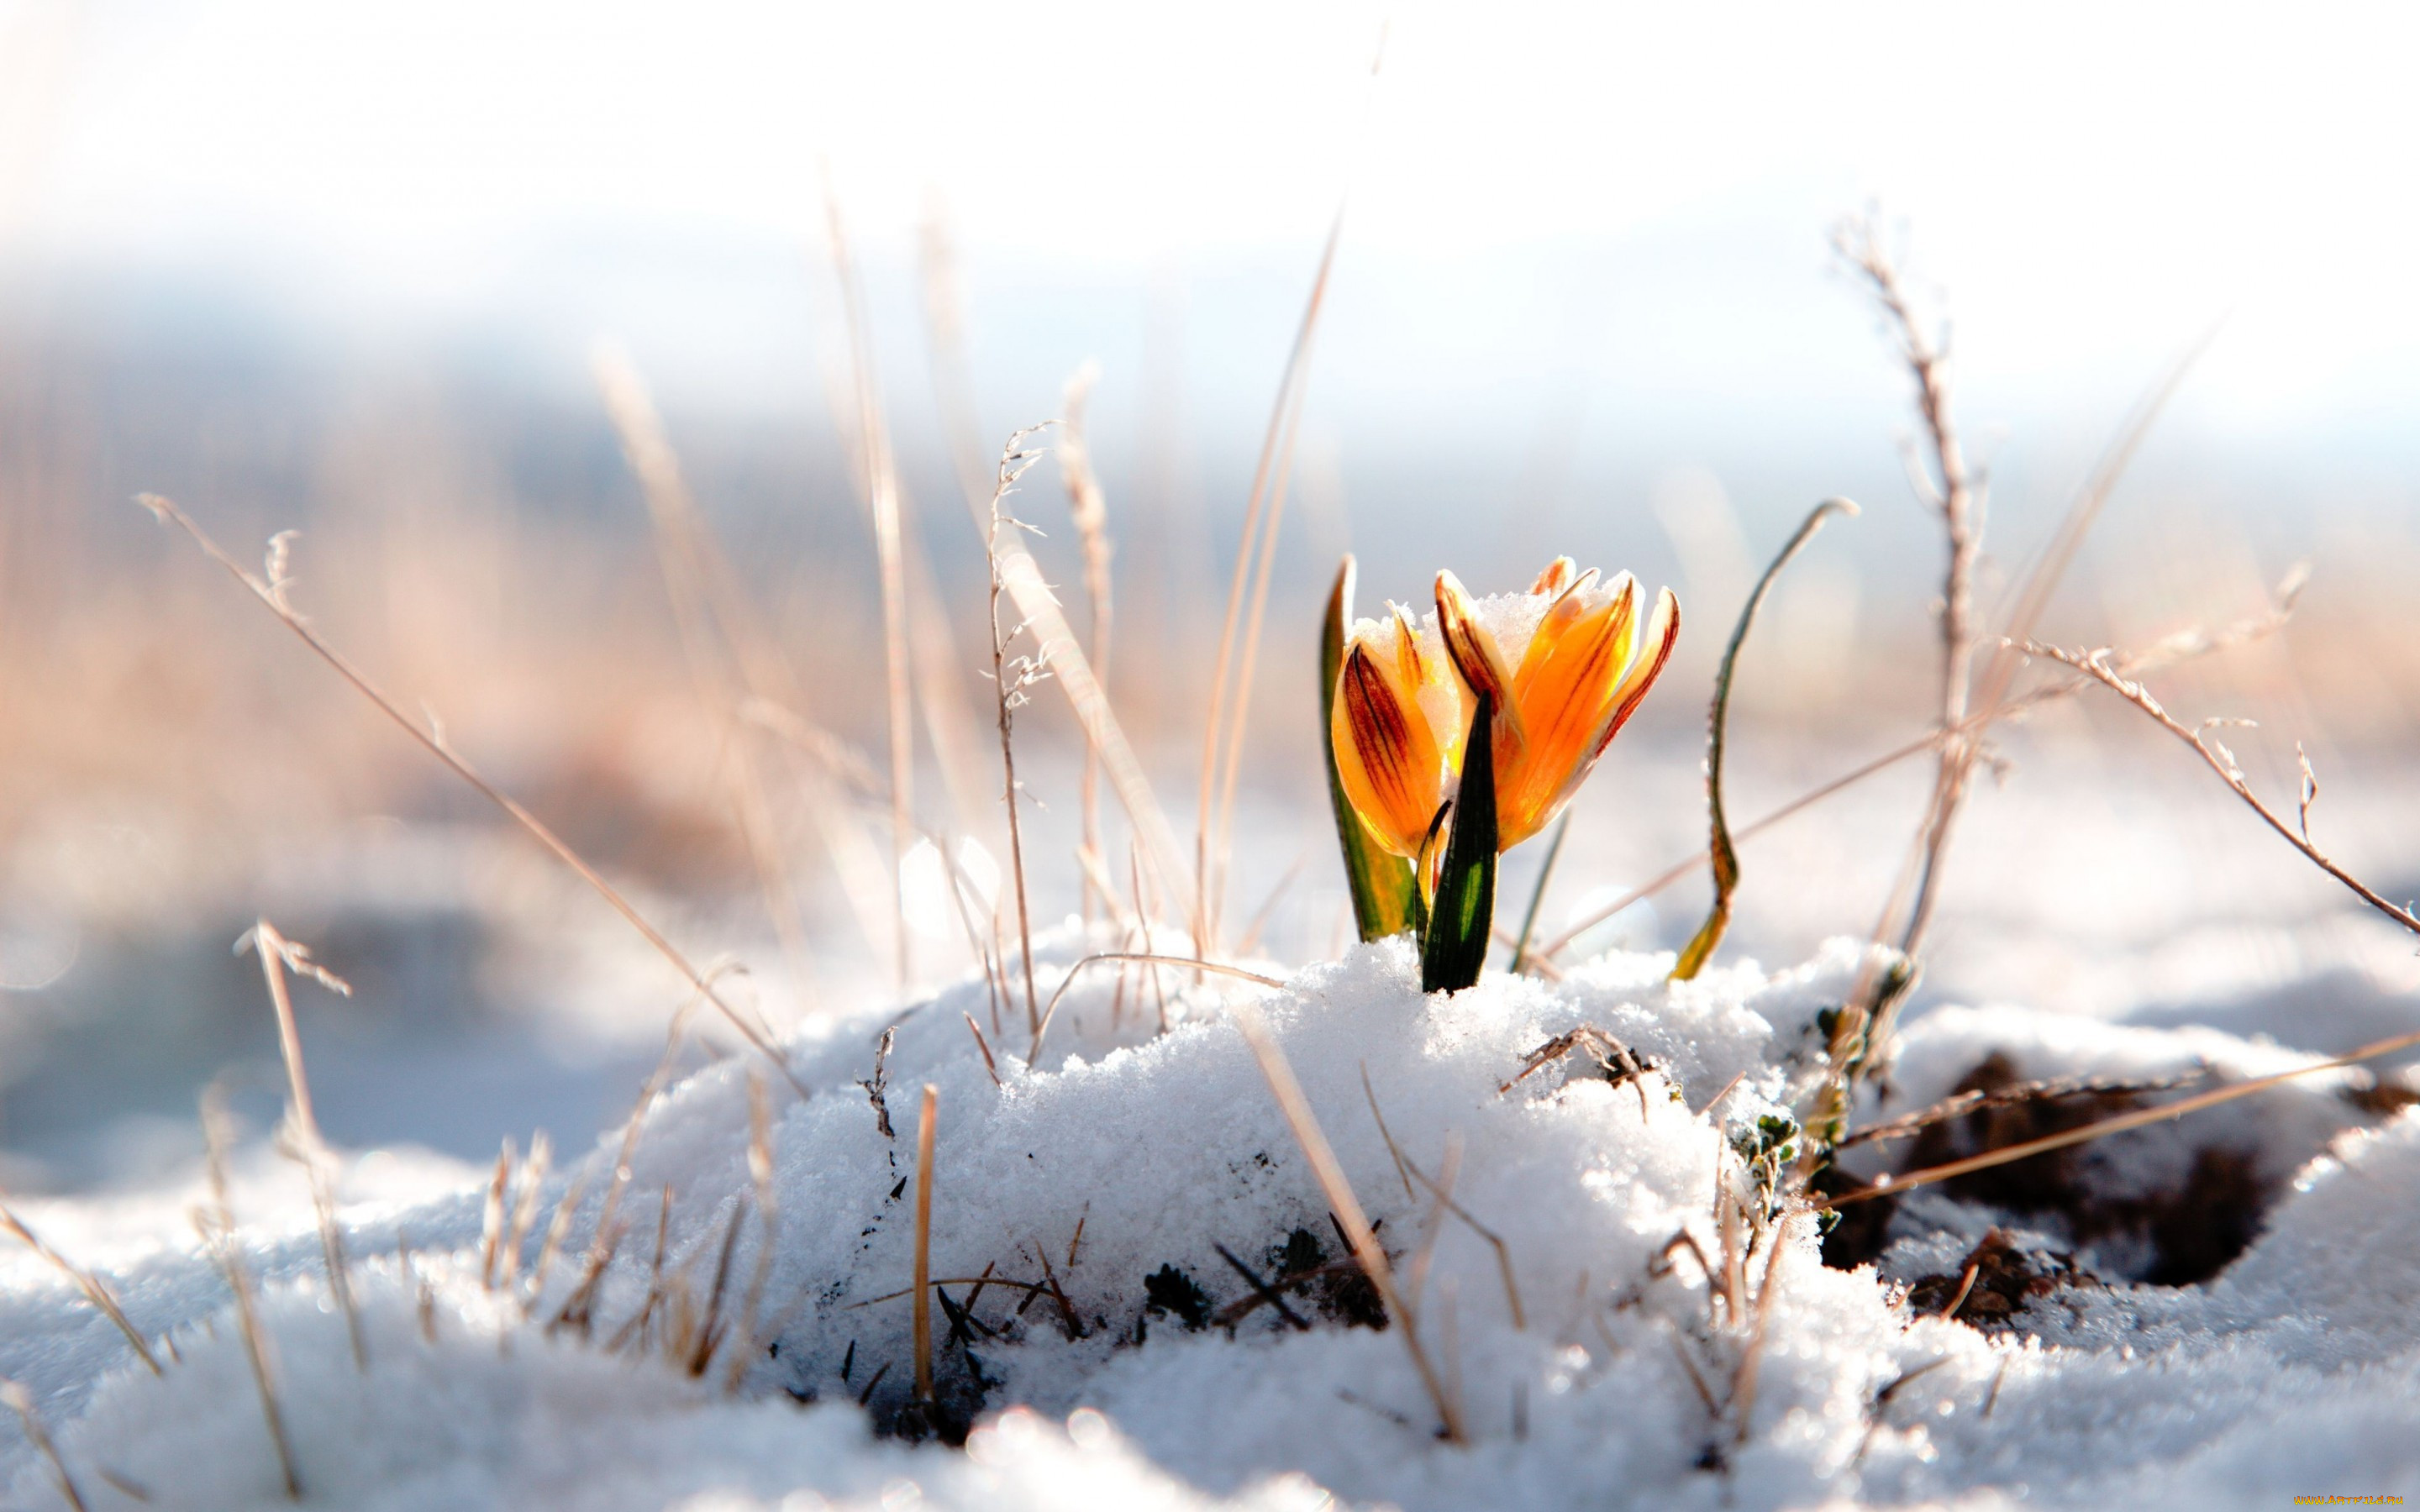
[
  {"left": 135, "top": 494, "right": 806, "bottom": 1098},
  {"left": 983, "top": 430, "right": 1054, "bottom": 1042},
  {"left": 2, "top": 1380, "right": 88, "bottom": 1512},
  {"left": 239, "top": 920, "right": 365, "bottom": 1369},
  {"left": 2016, "top": 640, "right": 2420, "bottom": 936},
  {"left": 1833, "top": 220, "right": 1979, "bottom": 962},
  {"left": 913, "top": 1085, "right": 939, "bottom": 1404},
  {"left": 1818, "top": 1021, "right": 2420, "bottom": 1210},
  {"left": 0, "top": 1200, "right": 160, "bottom": 1375},
  {"left": 197, "top": 1085, "right": 302, "bottom": 1501}
]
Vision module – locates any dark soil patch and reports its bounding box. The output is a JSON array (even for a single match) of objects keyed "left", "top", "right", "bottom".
[
  {"left": 1823, "top": 1052, "right": 2278, "bottom": 1285},
  {"left": 1904, "top": 1227, "right": 2096, "bottom": 1326}
]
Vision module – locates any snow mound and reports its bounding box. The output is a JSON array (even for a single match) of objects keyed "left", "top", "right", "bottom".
[{"left": 8, "top": 932, "right": 2420, "bottom": 1509}]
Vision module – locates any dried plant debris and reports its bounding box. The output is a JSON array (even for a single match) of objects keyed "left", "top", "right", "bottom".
[
  {"left": 1830, "top": 1011, "right": 2407, "bottom": 1287},
  {"left": 10, "top": 935, "right": 2420, "bottom": 1510}
]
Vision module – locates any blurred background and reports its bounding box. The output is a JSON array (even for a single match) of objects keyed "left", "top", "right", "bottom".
[{"left": 5, "top": 1, "right": 2420, "bottom": 1200}]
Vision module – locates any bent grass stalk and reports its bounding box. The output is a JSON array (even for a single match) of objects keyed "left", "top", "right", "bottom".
[
  {"left": 1199, "top": 23, "right": 1387, "bottom": 947},
  {"left": 1671, "top": 498, "right": 1858, "bottom": 980}
]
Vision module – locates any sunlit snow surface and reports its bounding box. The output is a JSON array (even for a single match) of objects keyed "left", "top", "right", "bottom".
[{"left": 3, "top": 924, "right": 2417, "bottom": 1510}]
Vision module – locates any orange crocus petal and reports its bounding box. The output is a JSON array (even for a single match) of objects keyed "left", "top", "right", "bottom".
[
  {"left": 1529, "top": 556, "right": 1578, "bottom": 596},
  {"left": 1434, "top": 570, "right": 1525, "bottom": 748},
  {"left": 1331, "top": 639, "right": 1447, "bottom": 858},
  {"left": 1591, "top": 585, "right": 1681, "bottom": 761},
  {"left": 1495, "top": 578, "right": 1641, "bottom": 847}
]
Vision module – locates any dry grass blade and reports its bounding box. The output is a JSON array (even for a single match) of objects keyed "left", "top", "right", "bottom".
[
  {"left": 195, "top": 1085, "right": 302, "bottom": 1501},
  {"left": 995, "top": 548, "right": 1198, "bottom": 935},
  {"left": 912, "top": 1085, "right": 939, "bottom": 1404},
  {"left": 1402, "top": 1134, "right": 1463, "bottom": 1317},
  {"left": 1817, "top": 1022, "right": 2420, "bottom": 1210},
  {"left": 238, "top": 919, "right": 366, "bottom": 1370},
  {"left": 500, "top": 1134, "right": 552, "bottom": 1296},
  {"left": 917, "top": 200, "right": 999, "bottom": 532},
  {"left": 743, "top": 697, "right": 905, "bottom": 963},
  {"left": 3, "top": 1378, "right": 88, "bottom": 1512},
  {"left": 0, "top": 1197, "right": 160, "bottom": 1375},
  {"left": 1229, "top": 1000, "right": 1465, "bottom": 1443},
  {"left": 1839, "top": 1068, "right": 2209, "bottom": 1149},
  {"left": 1729, "top": 1210, "right": 1802, "bottom": 1444},
  {"left": 554, "top": 989, "right": 711, "bottom": 1335},
  {"left": 134, "top": 493, "right": 807, "bottom": 1099},
  {"left": 1671, "top": 497, "right": 1858, "bottom": 981},
  {"left": 2015, "top": 640, "right": 2420, "bottom": 936},
  {"left": 821, "top": 177, "right": 921, "bottom": 992},
  {"left": 593, "top": 344, "right": 819, "bottom": 1001},
  {"left": 724, "top": 1072, "right": 781, "bottom": 1394},
  {"left": 984, "top": 430, "right": 1054, "bottom": 1042},
  {"left": 1200, "top": 202, "right": 1348, "bottom": 949},
  {"left": 1060, "top": 362, "right": 1117, "bottom": 916},
  {"left": 1362, "top": 1068, "right": 1526, "bottom": 1329},
  {"left": 1234, "top": 854, "right": 1307, "bottom": 958},
  {"left": 1028, "top": 953, "right": 1286, "bottom": 1063}
]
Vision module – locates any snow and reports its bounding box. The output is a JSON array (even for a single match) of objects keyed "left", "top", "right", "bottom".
[{"left": 6, "top": 927, "right": 2419, "bottom": 1509}]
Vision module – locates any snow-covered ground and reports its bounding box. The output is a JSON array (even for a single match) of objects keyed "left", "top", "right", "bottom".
[{"left": 3, "top": 900, "right": 2417, "bottom": 1509}]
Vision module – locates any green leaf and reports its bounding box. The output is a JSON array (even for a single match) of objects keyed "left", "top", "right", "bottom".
[
  {"left": 1420, "top": 690, "right": 1497, "bottom": 995},
  {"left": 1320, "top": 555, "right": 1419, "bottom": 942}
]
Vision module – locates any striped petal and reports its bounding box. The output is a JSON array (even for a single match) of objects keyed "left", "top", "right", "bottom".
[
  {"left": 1495, "top": 576, "right": 1641, "bottom": 847},
  {"left": 1434, "top": 570, "right": 1526, "bottom": 750},
  {"left": 1331, "top": 632, "right": 1449, "bottom": 858},
  {"left": 1591, "top": 585, "right": 1681, "bottom": 761}
]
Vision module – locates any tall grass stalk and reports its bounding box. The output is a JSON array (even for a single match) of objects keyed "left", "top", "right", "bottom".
[
  {"left": 821, "top": 176, "right": 921, "bottom": 993},
  {"left": 239, "top": 919, "right": 366, "bottom": 1369}
]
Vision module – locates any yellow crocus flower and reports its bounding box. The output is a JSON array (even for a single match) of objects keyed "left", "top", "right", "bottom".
[{"left": 1331, "top": 558, "right": 1679, "bottom": 874}]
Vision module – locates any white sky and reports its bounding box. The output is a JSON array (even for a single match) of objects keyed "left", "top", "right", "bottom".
[{"left": 5, "top": 1, "right": 2420, "bottom": 455}]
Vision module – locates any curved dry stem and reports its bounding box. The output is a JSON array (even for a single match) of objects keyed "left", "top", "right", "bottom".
[{"left": 1671, "top": 497, "right": 1858, "bottom": 980}]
